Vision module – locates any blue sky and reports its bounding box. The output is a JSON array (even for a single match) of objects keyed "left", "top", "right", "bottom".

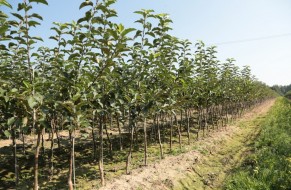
[{"left": 3, "top": 0, "right": 291, "bottom": 85}]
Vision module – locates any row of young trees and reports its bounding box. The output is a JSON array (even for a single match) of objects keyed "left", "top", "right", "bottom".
[{"left": 0, "top": 0, "right": 276, "bottom": 189}]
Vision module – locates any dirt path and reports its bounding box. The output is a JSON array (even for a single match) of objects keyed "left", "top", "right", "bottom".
[{"left": 99, "top": 99, "right": 275, "bottom": 190}]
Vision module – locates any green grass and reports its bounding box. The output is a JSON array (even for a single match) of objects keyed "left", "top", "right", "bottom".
[{"left": 224, "top": 97, "right": 291, "bottom": 190}]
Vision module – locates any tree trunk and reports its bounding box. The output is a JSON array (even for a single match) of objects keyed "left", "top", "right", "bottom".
[
  {"left": 104, "top": 119, "right": 112, "bottom": 158},
  {"left": 157, "top": 114, "right": 164, "bottom": 159},
  {"left": 49, "top": 119, "right": 55, "bottom": 181},
  {"left": 21, "top": 128, "right": 26, "bottom": 155},
  {"left": 126, "top": 118, "right": 134, "bottom": 174},
  {"left": 205, "top": 106, "right": 209, "bottom": 132},
  {"left": 73, "top": 130, "right": 76, "bottom": 188},
  {"left": 34, "top": 127, "right": 43, "bottom": 190},
  {"left": 170, "top": 115, "right": 173, "bottom": 151},
  {"left": 116, "top": 115, "right": 123, "bottom": 151},
  {"left": 68, "top": 130, "right": 73, "bottom": 190},
  {"left": 176, "top": 114, "right": 182, "bottom": 149},
  {"left": 12, "top": 128, "right": 19, "bottom": 186},
  {"left": 143, "top": 117, "right": 147, "bottom": 166},
  {"left": 202, "top": 108, "right": 206, "bottom": 137},
  {"left": 133, "top": 124, "right": 139, "bottom": 151},
  {"left": 186, "top": 109, "right": 190, "bottom": 145},
  {"left": 99, "top": 116, "right": 105, "bottom": 186},
  {"left": 41, "top": 129, "right": 45, "bottom": 157},
  {"left": 55, "top": 125, "right": 61, "bottom": 149},
  {"left": 92, "top": 113, "right": 97, "bottom": 161}
]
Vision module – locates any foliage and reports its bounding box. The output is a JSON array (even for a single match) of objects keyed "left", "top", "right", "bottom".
[
  {"left": 271, "top": 84, "right": 291, "bottom": 96},
  {"left": 284, "top": 90, "right": 291, "bottom": 99}
]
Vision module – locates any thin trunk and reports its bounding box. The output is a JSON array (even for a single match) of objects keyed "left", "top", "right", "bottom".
[
  {"left": 116, "top": 115, "right": 123, "bottom": 151},
  {"left": 55, "top": 125, "right": 61, "bottom": 149},
  {"left": 109, "top": 114, "right": 112, "bottom": 130},
  {"left": 68, "top": 130, "right": 73, "bottom": 190},
  {"left": 205, "top": 106, "right": 209, "bottom": 132},
  {"left": 153, "top": 117, "right": 157, "bottom": 143},
  {"left": 49, "top": 119, "right": 54, "bottom": 181},
  {"left": 198, "top": 107, "right": 202, "bottom": 131},
  {"left": 162, "top": 115, "right": 167, "bottom": 143},
  {"left": 186, "top": 109, "right": 190, "bottom": 145},
  {"left": 34, "top": 127, "right": 42, "bottom": 190},
  {"left": 126, "top": 117, "right": 134, "bottom": 174},
  {"left": 12, "top": 128, "right": 19, "bottom": 186},
  {"left": 202, "top": 109, "right": 205, "bottom": 137},
  {"left": 41, "top": 129, "right": 45, "bottom": 157},
  {"left": 170, "top": 115, "right": 173, "bottom": 151},
  {"left": 226, "top": 104, "right": 229, "bottom": 124},
  {"left": 143, "top": 117, "right": 147, "bottom": 166},
  {"left": 92, "top": 113, "right": 97, "bottom": 160},
  {"left": 21, "top": 128, "right": 25, "bottom": 155},
  {"left": 73, "top": 130, "right": 76, "bottom": 188},
  {"left": 99, "top": 116, "right": 105, "bottom": 186},
  {"left": 133, "top": 124, "right": 139, "bottom": 151},
  {"left": 176, "top": 115, "right": 182, "bottom": 149},
  {"left": 157, "top": 114, "right": 164, "bottom": 159},
  {"left": 104, "top": 120, "right": 112, "bottom": 158},
  {"left": 92, "top": 127, "right": 97, "bottom": 160}
]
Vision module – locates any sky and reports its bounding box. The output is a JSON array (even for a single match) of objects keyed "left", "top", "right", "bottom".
[{"left": 3, "top": 0, "right": 291, "bottom": 86}]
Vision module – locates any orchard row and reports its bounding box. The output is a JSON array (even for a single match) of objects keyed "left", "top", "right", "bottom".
[{"left": 0, "top": 0, "right": 276, "bottom": 189}]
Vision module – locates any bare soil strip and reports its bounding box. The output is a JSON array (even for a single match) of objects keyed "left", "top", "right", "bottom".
[{"left": 99, "top": 99, "right": 275, "bottom": 190}]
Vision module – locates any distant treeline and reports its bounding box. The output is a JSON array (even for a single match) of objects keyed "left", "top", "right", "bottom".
[{"left": 271, "top": 84, "right": 291, "bottom": 98}]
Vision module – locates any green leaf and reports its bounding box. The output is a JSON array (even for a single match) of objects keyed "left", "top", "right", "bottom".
[
  {"left": 34, "top": 93, "right": 43, "bottom": 104},
  {"left": 7, "top": 117, "right": 16, "bottom": 126},
  {"left": 101, "top": 48, "right": 110, "bottom": 55},
  {"left": 11, "top": 13, "right": 24, "bottom": 21},
  {"left": 27, "top": 96, "right": 38, "bottom": 109},
  {"left": 0, "top": 87, "right": 5, "bottom": 96},
  {"left": 32, "top": 36, "right": 43, "bottom": 41},
  {"left": 68, "top": 53, "right": 80, "bottom": 60},
  {"left": 0, "top": 0, "right": 12, "bottom": 9},
  {"left": 29, "top": 0, "right": 48, "bottom": 5},
  {"left": 62, "top": 101, "right": 74, "bottom": 113},
  {"left": 154, "top": 52, "right": 161, "bottom": 58},
  {"left": 4, "top": 130, "right": 11, "bottom": 138},
  {"left": 23, "top": 81, "right": 31, "bottom": 88},
  {"left": 79, "top": 1, "right": 93, "bottom": 10},
  {"left": 28, "top": 39, "right": 36, "bottom": 45},
  {"left": 11, "top": 88, "right": 18, "bottom": 93},
  {"left": 40, "top": 120, "right": 49, "bottom": 128},
  {"left": 31, "top": 53, "right": 38, "bottom": 57},
  {"left": 30, "top": 13, "right": 43, "bottom": 20},
  {"left": 0, "top": 11, "right": 8, "bottom": 19},
  {"left": 0, "top": 25, "right": 9, "bottom": 35},
  {"left": 77, "top": 17, "right": 87, "bottom": 24},
  {"left": 121, "top": 28, "right": 135, "bottom": 37},
  {"left": 72, "top": 93, "right": 81, "bottom": 102},
  {"left": 81, "top": 133, "right": 89, "bottom": 139},
  {"left": 146, "top": 31, "right": 155, "bottom": 38},
  {"left": 117, "top": 24, "right": 124, "bottom": 33},
  {"left": 22, "top": 117, "right": 28, "bottom": 127},
  {"left": 49, "top": 36, "right": 58, "bottom": 41},
  {"left": 104, "top": 0, "right": 116, "bottom": 7},
  {"left": 0, "top": 44, "right": 8, "bottom": 50},
  {"left": 28, "top": 20, "right": 40, "bottom": 27},
  {"left": 134, "top": 11, "right": 144, "bottom": 15},
  {"left": 17, "top": 3, "right": 25, "bottom": 11},
  {"left": 8, "top": 42, "right": 17, "bottom": 48}
]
